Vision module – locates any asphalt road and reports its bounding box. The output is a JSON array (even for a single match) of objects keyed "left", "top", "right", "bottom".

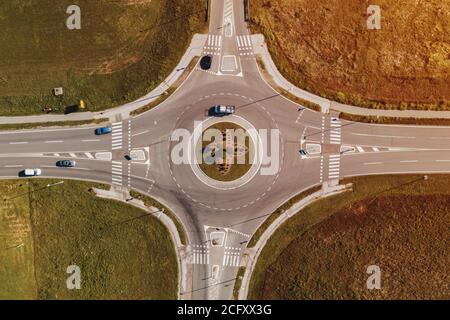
[{"left": 0, "top": 0, "right": 449, "bottom": 300}]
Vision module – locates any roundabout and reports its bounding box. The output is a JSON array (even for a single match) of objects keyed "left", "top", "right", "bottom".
[
  {"left": 167, "top": 90, "right": 284, "bottom": 211},
  {"left": 192, "top": 116, "right": 261, "bottom": 189}
]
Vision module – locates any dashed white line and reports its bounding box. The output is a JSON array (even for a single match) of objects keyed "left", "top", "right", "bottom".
[
  {"left": 132, "top": 130, "right": 149, "bottom": 137},
  {"left": 364, "top": 162, "right": 383, "bottom": 165},
  {"left": 352, "top": 133, "right": 415, "bottom": 139}
]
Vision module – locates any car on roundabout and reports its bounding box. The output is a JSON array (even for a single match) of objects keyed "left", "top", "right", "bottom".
[
  {"left": 209, "top": 105, "right": 235, "bottom": 117},
  {"left": 200, "top": 55, "right": 212, "bottom": 70}
]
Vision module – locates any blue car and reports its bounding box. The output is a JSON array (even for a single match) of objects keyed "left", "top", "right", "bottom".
[{"left": 95, "top": 127, "right": 112, "bottom": 135}]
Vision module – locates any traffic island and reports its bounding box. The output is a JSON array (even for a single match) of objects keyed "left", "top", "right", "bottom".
[
  {"left": 188, "top": 116, "right": 263, "bottom": 190},
  {"left": 198, "top": 122, "right": 254, "bottom": 182}
]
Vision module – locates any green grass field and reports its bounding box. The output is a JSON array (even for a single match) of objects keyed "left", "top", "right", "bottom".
[
  {"left": 0, "top": 0, "right": 207, "bottom": 116},
  {"left": 0, "top": 179, "right": 178, "bottom": 300},
  {"left": 249, "top": 175, "right": 450, "bottom": 300}
]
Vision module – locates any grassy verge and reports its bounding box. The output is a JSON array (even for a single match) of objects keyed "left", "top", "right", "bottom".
[
  {"left": 232, "top": 267, "right": 246, "bottom": 300},
  {"left": 248, "top": 174, "right": 449, "bottom": 300},
  {"left": 0, "top": 181, "right": 37, "bottom": 299},
  {"left": 247, "top": 185, "right": 321, "bottom": 248},
  {"left": 0, "top": 1, "right": 207, "bottom": 116},
  {"left": 130, "top": 57, "right": 199, "bottom": 117},
  {"left": 130, "top": 190, "right": 187, "bottom": 246},
  {"left": 0, "top": 118, "right": 108, "bottom": 131},
  {"left": 0, "top": 179, "right": 178, "bottom": 299},
  {"left": 339, "top": 112, "right": 450, "bottom": 126}
]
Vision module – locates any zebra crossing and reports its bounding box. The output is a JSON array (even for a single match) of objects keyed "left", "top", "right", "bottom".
[
  {"left": 236, "top": 35, "right": 253, "bottom": 56},
  {"left": 190, "top": 245, "right": 209, "bottom": 265},
  {"left": 328, "top": 154, "right": 341, "bottom": 180},
  {"left": 112, "top": 161, "right": 123, "bottom": 186},
  {"left": 112, "top": 122, "right": 123, "bottom": 150},
  {"left": 222, "top": 248, "right": 241, "bottom": 267},
  {"left": 330, "top": 118, "right": 342, "bottom": 144},
  {"left": 204, "top": 34, "right": 222, "bottom": 55}
]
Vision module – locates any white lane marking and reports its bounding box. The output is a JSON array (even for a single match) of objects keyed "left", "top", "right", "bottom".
[
  {"left": 69, "top": 153, "right": 77, "bottom": 158},
  {"left": 0, "top": 126, "right": 106, "bottom": 135},
  {"left": 364, "top": 162, "right": 383, "bottom": 165},
  {"left": 372, "top": 147, "right": 380, "bottom": 152},
  {"left": 85, "top": 152, "right": 94, "bottom": 159},
  {"left": 69, "top": 167, "right": 91, "bottom": 171},
  {"left": 400, "top": 160, "right": 419, "bottom": 163},
  {"left": 9, "top": 142, "right": 28, "bottom": 145},
  {"left": 132, "top": 130, "right": 149, "bottom": 137},
  {"left": 82, "top": 139, "right": 100, "bottom": 142},
  {"left": 45, "top": 141, "right": 63, "bottom": 144},
  {"left": 436, "top": 160, "right": 450, "bottom": 162},
  {"left": 352, "top": 133, "right": 415, "bottom": 139},
  {"left": 4, "top": 165, "right": 23, "bottom": 168},
  {"left": 356, "top": 146, "right": 365, "bottom": 153}
]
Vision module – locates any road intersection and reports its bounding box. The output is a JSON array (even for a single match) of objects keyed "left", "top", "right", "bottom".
[{"left": 0, "top": 0, "right": 449, "bottom": 300}]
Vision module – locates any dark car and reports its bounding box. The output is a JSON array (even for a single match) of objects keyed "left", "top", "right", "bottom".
[
  {"left": 200, "top": 55, "right": 212, "bottom": 70},
  {"left": 299, "top": 149, "right": 307, "bottom": 159},
  {"left": 95, "top": 127, "right": 112, "bottom": 135},
  {"left": 56, "top": 160, "right": 76, "bottom": 167},
  {"left": 209, "top": 105, "right": 235, "bottom": 117}
]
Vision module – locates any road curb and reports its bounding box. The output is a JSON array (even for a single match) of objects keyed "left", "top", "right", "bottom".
[{"left": 237, "top": 182, "right": 353, "bottom": 300}]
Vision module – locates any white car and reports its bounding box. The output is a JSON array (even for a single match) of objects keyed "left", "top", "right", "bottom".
[{"left": 23, "top": 168, "right": 42, "bottom": 176}]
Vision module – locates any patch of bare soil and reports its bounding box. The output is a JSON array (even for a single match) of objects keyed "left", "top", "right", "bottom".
[
  {"left": 259, "top": 194, "right": 450, "bottom": 299},
  {"left": 250, "top": 0, "right": 450, "bottom": 109}
]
